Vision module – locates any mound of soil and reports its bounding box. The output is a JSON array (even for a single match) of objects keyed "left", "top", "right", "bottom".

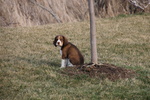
[{"left": 61, "top": 63, "right": 136, "bottom": 81}]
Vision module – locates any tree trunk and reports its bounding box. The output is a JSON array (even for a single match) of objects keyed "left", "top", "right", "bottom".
[{"left": 88, "top": 0, "right": 98, "bottom": 64}]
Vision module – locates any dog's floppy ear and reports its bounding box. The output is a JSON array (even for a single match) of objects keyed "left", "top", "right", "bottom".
[
  {"left": 53, "top": 36, "right": 57, "bottom": 47},
  {"left": 63, "top": 36, "right": 68, "bottom": 46}
]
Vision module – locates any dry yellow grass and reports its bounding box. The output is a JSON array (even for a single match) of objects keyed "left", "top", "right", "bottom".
[{"left": 1, "top": 0, "right": 149, "bottom": 27}]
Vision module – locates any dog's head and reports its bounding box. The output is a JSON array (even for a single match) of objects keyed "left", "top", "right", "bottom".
[{"left": 53, "top": 35, "right": 68, "bottom": 47}]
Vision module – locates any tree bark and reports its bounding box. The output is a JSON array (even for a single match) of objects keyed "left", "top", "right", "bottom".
[{"left": 88, "top": 0, "right": 98, "bottom": 64}]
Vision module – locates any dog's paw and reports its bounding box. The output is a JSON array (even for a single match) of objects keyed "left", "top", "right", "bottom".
[{"left": 60, "top": 66, "right": 66, "bottom": 68}]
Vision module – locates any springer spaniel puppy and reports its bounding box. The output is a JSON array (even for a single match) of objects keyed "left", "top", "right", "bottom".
[{"left": 53, "top": 35, "right": 84, "bottom": 68}]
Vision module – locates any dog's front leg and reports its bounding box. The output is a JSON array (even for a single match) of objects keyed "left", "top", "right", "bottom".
[
  {"left": 60, "top": 50, "right": 66, "bottom": 68},
  {"left": 61, "top": 59, "right": 67, "bottom": 68}
]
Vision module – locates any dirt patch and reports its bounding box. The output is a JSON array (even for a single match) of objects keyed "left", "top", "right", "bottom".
[{"left": 61, "top": 63, "right": 136, "bottom": 81}]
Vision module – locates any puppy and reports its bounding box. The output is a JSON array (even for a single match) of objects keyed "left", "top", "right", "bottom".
[{"left": 53, "top": 35, "right": 84, "bottom": 68}]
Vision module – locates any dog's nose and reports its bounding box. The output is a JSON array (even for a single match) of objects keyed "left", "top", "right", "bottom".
[{"left": 57, "top": 42, "right": 60, "bottom": 45}]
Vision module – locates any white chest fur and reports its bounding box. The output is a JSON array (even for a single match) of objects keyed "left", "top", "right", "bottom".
[{"left": 60, "top": 49, "right": 62, "bottom": 55}]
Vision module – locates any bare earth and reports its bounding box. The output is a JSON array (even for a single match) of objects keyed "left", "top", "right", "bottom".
[{"left": 61, "top": 63, "right": 136, "bottom": 81}]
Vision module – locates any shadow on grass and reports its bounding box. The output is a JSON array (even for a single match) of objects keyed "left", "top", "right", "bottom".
[{"left": 16, "top": 56, "right": 60, "bottom": 67}]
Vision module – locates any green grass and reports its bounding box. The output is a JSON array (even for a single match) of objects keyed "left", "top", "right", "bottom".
[{"left": 0, "top": 14, "right": 150, "bottom": 100}]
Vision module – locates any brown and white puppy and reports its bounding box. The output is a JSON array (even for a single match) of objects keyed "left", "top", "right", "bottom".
[{"left": 53, "top": 35, "right": 84, "bottom": 68}]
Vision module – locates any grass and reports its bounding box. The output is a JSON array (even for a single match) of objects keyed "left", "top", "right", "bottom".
[{"left": 0, "top": 14, "right": 150, "bottom": 100}]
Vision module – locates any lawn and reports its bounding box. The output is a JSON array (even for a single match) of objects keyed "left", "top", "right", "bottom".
[{"left": 0, "top": 14, "right": 150, "bottom": 100}]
